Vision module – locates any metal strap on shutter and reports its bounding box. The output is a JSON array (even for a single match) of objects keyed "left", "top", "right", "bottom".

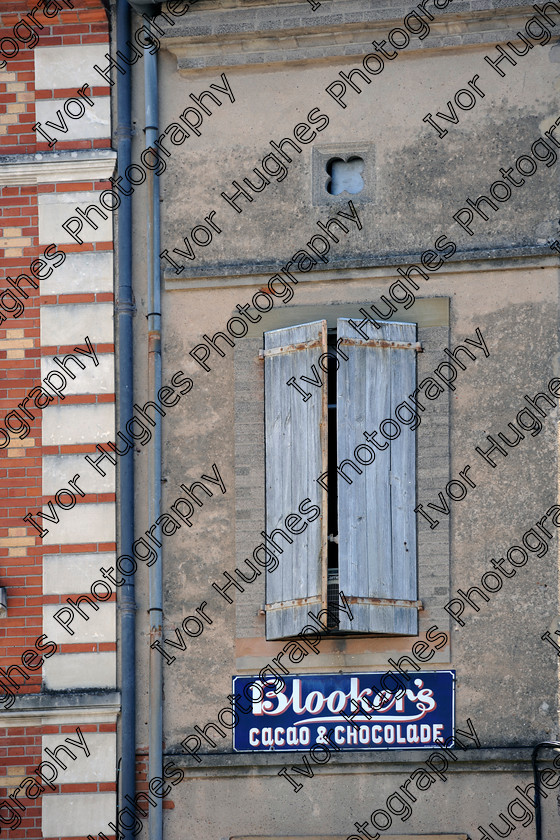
[
  {"left": 264, "top": 321, "right": 328, "bottom": 640},
  {"left": 336, "top": 318, "right": 418, "bottom": 635}
]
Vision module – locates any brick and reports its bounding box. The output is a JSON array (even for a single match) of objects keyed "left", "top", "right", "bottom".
[
  {"left": 79, "top": 9, "right": 108, "bottom": 22},
  {"left": 6, "top": 766, "right": 26, "bottom": 776},
  {"left": 55, "top": 182, "right": 96, "bottom": 192},
  {"left": 0, "top": 238, "right": 32, "bottom": 247},
  {"left": 0, "top": 339, "right": 33, "bottom": 350},
  {"left": 0, "top": 538, "right": 36, "bottom": 547},
  {"left": 81, "top": 34, "right": 109, "bottom": 43},
  {"left": 6, "top": 438, "right": 29, "bottom": 449}
]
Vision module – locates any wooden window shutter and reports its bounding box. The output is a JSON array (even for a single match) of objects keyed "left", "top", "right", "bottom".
[
  {"left": 263, "top": 321, "right": 328, "bottom": 640},
  {"left": 336, "top": 318, "right": 418, "bottom": 635}
]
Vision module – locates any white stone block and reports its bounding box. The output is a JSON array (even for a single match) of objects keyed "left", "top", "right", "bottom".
[
  {"left": 41, "top": 250, "right": 113, "bottom": 295},
  {"left": 42, "top": 792, "right": 116, "bottom": 837},
  {"left": 36, "top": 98, "right": 111, "bottom": 142},
  {"left": 43, "top": 455, "right": 114, "bottom": 496},
  {"left": 42, "top": 501, "right": 115, "bottom": 546},
  {"left": 41, "top": 302, "right": 114, "bottom": 345},
  {"left": 44, "top": 652, "right": 116, "bottom": 691},
  {"left": 38, "top": 191, "right": 113, "bottom": 244},
  {"left": 41, "top": 353, "right": 114, "bottom": 395},
  {"left": 43, "top": 552, "right": 116, "bottom": 595},
  {"left": 42, "top": 403, "right": 115, "bottom": 446},
  {"left": 35, "top": 45, "right": 108, "bottom": 91},
  {"left": 41, "top": 732, "right": 116, "bottom": 785},
  {"left": 43, "top": 603, "right": 115, "bottom": 645}
]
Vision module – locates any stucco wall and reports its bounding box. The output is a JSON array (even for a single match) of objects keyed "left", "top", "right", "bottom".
[{"left": 126, "top": 1, "right": 560, "bottom": 838}]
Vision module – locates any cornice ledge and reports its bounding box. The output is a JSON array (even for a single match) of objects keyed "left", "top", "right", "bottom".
[
  {"left": 0, "top": 149, "right": 117, "bottom": 186},
  {"left": 165, "top": 745, "right": 540, "bottom": 777},
  {"left": 163, "top": 5, "right": 542, "bottom": 73},
  {"left": 0, "top": 689, "right": 121, "bottom": 728},
  {"left": 164, "top": 245, "right": 557, "bottom": 291}
]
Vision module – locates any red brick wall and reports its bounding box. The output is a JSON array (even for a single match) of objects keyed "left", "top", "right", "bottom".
[
  {"left": 0, "top": 0, "right": 109, "bottom": 155},
  {"left": 0, "top": 0, "right": 111, "bottom": 698},
  {"left": 0, "top": 721, "right": 117, "bottom": 838},
  {"left": 0, "top": 724, "right": 42, "bottom": 838},
  {"left": 0, "top": 184, "right": 43, "bottom": 691},
  {"left": 0, "top": 2, "right": 111, "bottom": 837}
]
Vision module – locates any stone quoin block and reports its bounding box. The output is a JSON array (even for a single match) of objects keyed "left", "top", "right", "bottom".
[
  {"left": 40, "top": 302, "right": 114, "bottom": 345},
  {"left": 42, "top": 403, "right": 115, "bottom": 446},
  {"left": 34, "top": 45, "right": 109, "bottom": 91},
  {"left": 40, "top": 353, "right": 115, "bottom": 395},
  {"left": 35, "top": 97, "right": 111, "bottom": 142},
  {"left": 43, "top": 552, "right": 116, "bottom": 594},
  {"left": 43, "top": 602, "right": 116, "bottom": 645},
  {"left": 42, "top": 792, "right": 116, "bottom": 837},
  {"left": 44, "top": 651, "right": 116, "bottom": 691},
  {"left": 43, "top": 455, "right": 115, "bottom": 496},
  {"left": 40, "top": 250, "right": 113, "bottom": 295},
  {"left": 42, "top": 501, "right": 116, "bottom": 545},
  {"left": 38, "top": 191, "right": 113, "bottom": 244},
  {"left": 41, "top": 732, "right": 116, "bottom": 784}
]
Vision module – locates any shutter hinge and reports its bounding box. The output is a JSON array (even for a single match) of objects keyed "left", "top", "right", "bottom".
[
  {"left": 343, "top": 596, "right": 423, "bottom": 609},
  {"left": 265, "top": 595, "right": 323, "bottom": 611},
  {"left": 340, "top": 338, "right": 423, "bottom": 352},
  {"left": 259, "top": 338, "right": 323, "bottom": 359}
]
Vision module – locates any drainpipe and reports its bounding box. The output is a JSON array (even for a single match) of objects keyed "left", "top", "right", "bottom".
[
  {"left": 144, "top": 18, "right": 164, "bottom": 840},
  {"left": 115, "top": 1, "right": 136, "bottom": 839},
  {"left": 531, "top": 741, "right": 560, "bottom": 840}
]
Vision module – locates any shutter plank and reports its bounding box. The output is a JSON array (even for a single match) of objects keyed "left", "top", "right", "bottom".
[
  {"left": 390, "top": 323, "right": 418, "bottom": 610},
  {"left": 336, "top": 319, "right": 418, "bottom": 635},
  {"left": 264, "top": 321, "right": 327, "bottom": 639},
  {"left": 337, "top": 323, "right": 392, "bottom": 601}
]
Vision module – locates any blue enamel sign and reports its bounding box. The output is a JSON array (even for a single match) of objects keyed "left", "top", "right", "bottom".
[{"left": 232, "top": 671, "right": 455, "bottom": 752}]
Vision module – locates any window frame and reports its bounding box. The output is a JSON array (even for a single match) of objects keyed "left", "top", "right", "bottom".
[
  {"left": 262, "top": 317, "right": 420, "bottom": 640},
  {"left": 231, "top": 299, "right": 452, "bottom": 666}
]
